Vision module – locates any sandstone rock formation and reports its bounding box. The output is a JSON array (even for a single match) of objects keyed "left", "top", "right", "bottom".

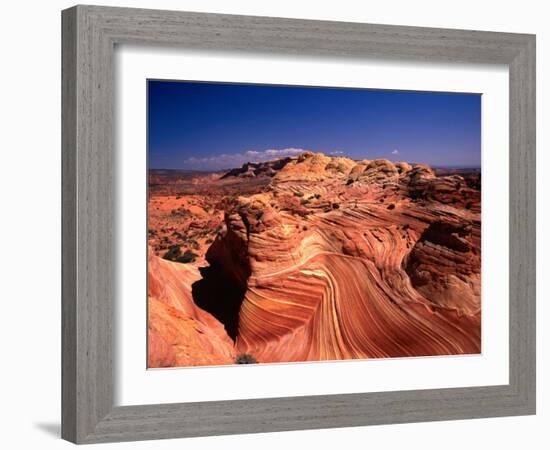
[
  {"left": 148, "top": 152, "right": 481, "bottom": 367},
  {"left": 220, "top": 157, "right": 294, "bottom": 179},
  {"left": 148, "top": 248, "right": 235, "bottom": 367}
]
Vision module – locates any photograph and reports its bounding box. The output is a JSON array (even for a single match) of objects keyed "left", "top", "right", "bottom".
[
  {"left": 147, "top": 80, "right": 482, "bottom": 368},
  {"left": 2, "top": 1, "right": 542, "bottom": 447}
]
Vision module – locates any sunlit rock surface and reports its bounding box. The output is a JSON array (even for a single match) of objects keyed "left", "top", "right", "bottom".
[
  {"left": 148, "top": 152, "right": 481, "bottom": 367},
  {"left": 147, "top": 249, "right": 235, "bottom": 367}
]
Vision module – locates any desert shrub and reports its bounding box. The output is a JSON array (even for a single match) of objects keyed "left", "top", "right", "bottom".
[
  {"left": 465, "top": 202, "right": 473, "bottom": 210},
  {"left": 205, "top": 238, "right": 214, "bottom": 244},
  {"left": 162, "top": 245, "right": 181, "bottom": 261},
  {"left": 332, "top": 203, "right": 340, "bottom": 209},
  {"left": 235, "top": 353, "right": 258, "bottom": 364},
  {"left": 300, "top": 198, "right": 309, "bottom": 205},
  {"left": 346, "top": 178, "right": 354, "bottom": 185},
  {"left": 409, "top": 190, "right": 425, "bottom": 201},
  {"left": 387, "top": 203, "right": 395, "bottom": 210},
  {"left": 255, "top": 210, "right": 264, "bottom": 220},
  {"left": 176, "top": 250, "right": 198, "bottom": 264},
  {"left": 313, "top": 193, "right": 321, "bottom": 200},
  {"left": 163, "top": 246, "right": 198, "bottom": 264},
  {"left": 293, "top": 191, "right": 304, "bottom": 197},
  {"left": 466, "top": 176, "right": 481, "bottom": 190}
]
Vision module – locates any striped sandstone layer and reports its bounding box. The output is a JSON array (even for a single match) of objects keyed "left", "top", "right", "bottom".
[
  {"left": 148, "top": 249, "right": 235, "bottom": 367},
  {"left": 148, "top": 151, "right": 481, "bottom": 366}
]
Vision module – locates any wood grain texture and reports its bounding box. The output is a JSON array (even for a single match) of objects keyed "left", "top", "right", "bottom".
[
  {"left": 61, "top": 7, "right": 77, "bottom": 442},
  {"left": 61, "top": 4, "right": 536, "bottom": 444}
]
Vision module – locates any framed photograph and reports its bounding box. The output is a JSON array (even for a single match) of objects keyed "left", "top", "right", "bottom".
[{"left": 62, "top": 5, "right": 536, "bottom": 444}]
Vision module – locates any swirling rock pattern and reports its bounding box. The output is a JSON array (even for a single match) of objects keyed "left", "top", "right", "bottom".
[
  {"left": 147, "top": 248, "right": 235, "bottom": 367},
  {"left": 148, "top": 152, "right": 481, "bottom": 367}
]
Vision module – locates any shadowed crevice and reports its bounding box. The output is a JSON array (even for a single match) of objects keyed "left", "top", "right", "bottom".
[{"left": 191, "top": 263, "right": 248, "bottom": 341}]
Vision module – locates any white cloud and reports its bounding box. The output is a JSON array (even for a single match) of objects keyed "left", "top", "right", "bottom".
[
  {"left": 263, "top": 148, "right": 305, "bottom": 157},
  {"left": 391, "top": 149, "right": 399, "bottom": 155}
]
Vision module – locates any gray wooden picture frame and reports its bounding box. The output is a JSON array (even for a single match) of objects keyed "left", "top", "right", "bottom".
[{"left": 61, "top": 4, "right": 536, "bottom": 444}]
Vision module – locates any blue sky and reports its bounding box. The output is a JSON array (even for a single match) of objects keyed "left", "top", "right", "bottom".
[{"left": 148, "top": 80, "right": 481, "bottom": 170}]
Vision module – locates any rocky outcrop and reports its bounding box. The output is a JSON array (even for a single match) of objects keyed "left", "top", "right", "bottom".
[
  {"left": 148, "top": 152, "right": 481, "bottom": 366},
  {"left": 272, "top": 152, "right": 353, "bottom": 183},
  {"left": 404, "top": 221, "right": 481, "bottom": 314},
  {"left": 221, "top": 157, "right": 294, "bottom": 179},
  {"left": 147, "top": 248, "right": 235, "bottom": 367}
]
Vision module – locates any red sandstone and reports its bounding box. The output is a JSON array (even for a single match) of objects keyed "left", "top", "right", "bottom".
[{"left": 147, "top": 152, "right": 481, "bottom": 367}]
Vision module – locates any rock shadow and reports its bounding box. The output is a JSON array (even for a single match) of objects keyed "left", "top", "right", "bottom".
[{"left": 191, "top": 263, "right": 248, "bottom": 341}]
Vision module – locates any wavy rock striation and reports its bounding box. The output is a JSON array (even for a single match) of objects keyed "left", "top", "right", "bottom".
[
  {"left": 148, "top": 248, "right": 235, "bottom": 367},
  {"left": 148, "top": 152, "right": 481, "bottom": 366}
]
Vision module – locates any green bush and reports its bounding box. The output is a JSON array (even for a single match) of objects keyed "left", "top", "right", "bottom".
[
  {"left": 162, "top": 245, "right": 181, "bottom": 261},
  {"left": 163, "top": 245, "right": 198, "bottom": 263},
  {"left": 235, "top": 353, "right": 258, "bottom": 364},
  {"left": 176, "top": 250, "right": 198, "bottom": 263}
]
